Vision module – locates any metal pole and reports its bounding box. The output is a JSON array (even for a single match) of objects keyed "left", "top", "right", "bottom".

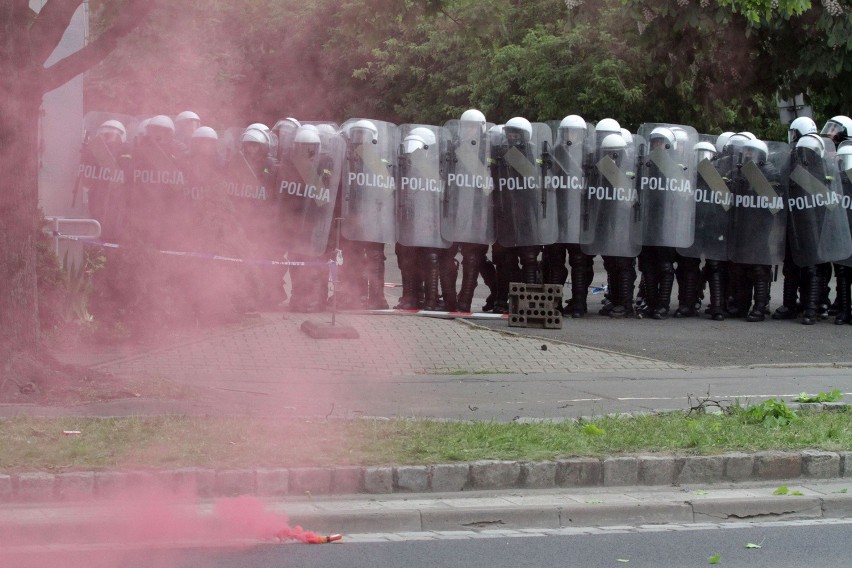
[{"left": 331, "top": 217, "right": 343, "bottom": 327}]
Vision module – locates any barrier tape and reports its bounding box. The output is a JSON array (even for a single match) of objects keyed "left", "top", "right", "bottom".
[{"left": 55, "top": 234, "right": 339, "bottom": 281}]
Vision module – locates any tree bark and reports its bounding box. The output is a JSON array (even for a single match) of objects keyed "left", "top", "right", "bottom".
[{"left": 1, "top": 0, "right": 156, "bottom": 375}]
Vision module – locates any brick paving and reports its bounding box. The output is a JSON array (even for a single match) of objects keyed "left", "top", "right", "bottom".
[{"left": 61, "top": 312, "right": 683, "bottom": 385}]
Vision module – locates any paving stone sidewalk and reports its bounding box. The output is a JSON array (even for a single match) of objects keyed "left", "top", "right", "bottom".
[{"left": 55, "top": 313, "right": 684, "bottom": 384}]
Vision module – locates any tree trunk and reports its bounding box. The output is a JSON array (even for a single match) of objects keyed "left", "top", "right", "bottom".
[{"left": 0, "top": 5, "right": 43, "bottom": 362}]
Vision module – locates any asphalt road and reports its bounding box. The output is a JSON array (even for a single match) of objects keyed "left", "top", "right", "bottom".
[
  {"left": 382, "top": 252, "right": 852, "bottom": 369},
  {"left": 10, "top": 520, "right": 851, "bottom": 568}
]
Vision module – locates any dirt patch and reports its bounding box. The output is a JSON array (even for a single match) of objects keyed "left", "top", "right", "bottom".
[{"left": 1, "top": 348, "right": 140, "bottom": 406}]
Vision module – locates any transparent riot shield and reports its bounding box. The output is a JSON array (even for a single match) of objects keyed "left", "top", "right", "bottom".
[
  {"left": 726, "top": 141, "right": 789, "bottom": 265},
  {"left": 441, "top": 119, "right": 495, "bottom": 245},
  {"left": 676, "top": 151, "right": 732, "bottom": 261},
  {"left": 636, "top": 123, "right": 698, "bottom": 248},
  {"left": 493, "top": 122, "right": 557, "bottom": 247},
  {"left": 545, "top": 122, "right": 595, "bottom": 244},
  {"left": 786, "top": 138, "right": 852, "bottom": 266},
  {"left": 395, "top": 124, "right": 452, "bottom": 249},
  {"left": 78, "top": 112, "right": 136, "bottom": 233},
  {"left": 277, "top": 131, "right": 345, "bottom": 257},
  {"left": 836, "top": 163, "right": 852, "bottom": 267},
  {"left": 580, "top": 136, "right": 643, "bottom": 258},
  {"left": 340, "top": 119, "right": 398, "bottom": 244}
]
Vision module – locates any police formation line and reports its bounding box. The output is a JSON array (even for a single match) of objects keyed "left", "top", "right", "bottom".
[{"left": 76, "top": 110, "right": 852, "bottom": 325}]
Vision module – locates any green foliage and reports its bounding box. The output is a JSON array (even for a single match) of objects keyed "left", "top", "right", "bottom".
[
  {"left": 87, "top": 0, "right": 847, "bottom": 139},
  {"left": 773, "top": 485, "right": 789, "bottom": 494},
  {"left": 740, "top": 399, "right": 799, "bottom": 427},
  {"left": 796, "top": 390, "right": 844, "bottom": 403},
  {"left": 708, "top": 553, "right": 721, "bottom": 564},
  {"left": 582, "top": 423, "right": 606, "bottom": 436}
]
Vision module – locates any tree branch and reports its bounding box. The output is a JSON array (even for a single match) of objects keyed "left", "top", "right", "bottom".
[
  {"left": 39, "top": 0, "right": 158, "bottom": 94},
  {"left": 29, "top": 0, "right": 84, "bottom": 68}
]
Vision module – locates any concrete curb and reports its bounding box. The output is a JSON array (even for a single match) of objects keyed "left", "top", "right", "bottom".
[
  {"left": 2, "top": 491, "right": 851, "bottom": 541},
  {"left": 2, "top": 450, "right": 850, "bottom": 503}
]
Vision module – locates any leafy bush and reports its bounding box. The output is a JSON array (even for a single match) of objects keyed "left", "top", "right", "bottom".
[
  {"left": 739, "top": 399, "right": 799, "bottom": 427},
  {"left": 796, "top": 390, "right": 844, "bottom": 403}
]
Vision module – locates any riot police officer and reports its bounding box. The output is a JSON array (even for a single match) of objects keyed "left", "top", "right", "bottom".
[
  {"left": 773, "top": 117, "right": 821, "bottom": 320},
  {"left": 542, "top": 115, "right": 595, "bottom": 318},
  {"left": 835, "top": 144, "right": 852, "bottom": 324},
  {"left": 727, "top": 138, "right": 785, "bottom": 322}
]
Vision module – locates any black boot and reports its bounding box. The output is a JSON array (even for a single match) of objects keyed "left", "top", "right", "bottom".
[
  {"left": 674, "top": 259, "right": 700, "bottom": 318},
  {"left": 652, "top": 258, "right": 674, "bottom": 320},
  {"left": 439, "top": 251, "right": 459, "bottom": 312},
  {"left": 394, "top": 246, "right": 419, "bottom": 309},
  {"left": 567, "top": 254, "right": 589, "bottom": 318},
  {"left": 800, "top": 266, "right": 820, "bottom": 325},
  {"left": 423, "top": 250, "right": 441, "bottom": 310},
  {"left": 772, "top": 266, "right": 800, "bottom": 319},
  {"left": 519, "top": 247, "right": 541, "bottom": 284},
  {"left": 610, "top": 260, "right": 635, "bottom": 318},
  {"left": 834, "top": 265, "right": 851, "bottom": 325},
  {"left": 480, "top": 253, "right": 497, "bottom": 312},
  {"left": 746, "top": 269, "right": 769, "bottom": 322},
  {"left": 457, "top": 248, "right": 481, "bottom": 313},
  {"left": 706, "top": 261, "right": 726, "bottom": 321},
  {"left": 366, "top": 245, "right": 388, "bottom": 309}
]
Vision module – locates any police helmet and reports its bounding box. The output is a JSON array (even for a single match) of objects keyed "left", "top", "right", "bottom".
[
  {"left": 693, "top": 141, "right": 717, "bottom": 162},
  {"left": 670, "top": 127, "right": 690, "bottom": 150},
  {"left": 742, "top": 138, "right": 768, "bottom": 163},
  {"left": 294, "top": 127, "right": 321, "bottom": 146},
  {"left": 403, "top": 127, "right": 437, "bottom": 153},
  {"left": 316, "top": 123, "right": 338, "bottom": 137},
  {"left": 504, "top": 117, "right": 533, "bottom": 140},
  {"left": 601, "top": 133, "right": 627, "bottom": 152},
  {"left": 148, "top": 115, "right": 175, "bottom": 133},
  {"left": 715, "top": 132, "right": 735, "bottom": 153},
  {"left": 192, "top": 126, "right": 218, "bottom": 140},
  {"left": 595, "top": 118, "right": 621, "bottom": 137},
  {"left": 821, "top": 115, "right": 852, "bottom": 142},
  {"left": 146, "top": 115, "right": 175, "bottom": 143},
  {"left": 241, "top": 128, "right": 270, "bottom": 146},
  {"left": 837, "top": 144, "right": 852, "bottom": 171},
  {"left": 649, "top": 126, "right": 676, "bottom": 150},
  {"left": 620, "top": 128, "right": 633, "bottom": 146},
  {"left": 560, "top": 115, "right": 587, "bottom": 131},
  {"left": 788, "top": 116, "right": 817, "bottom": 144},
  {"left": 460, "top": 109, "right": 486, "bottom": 124},
  {"left": 349, "top": 119, "right": 379, "bottom": 144},
  {"left": 177, "top": 111, "right": 200, "bottom": 123},
  {"left": 723, "top": 133, "right": 751, "bottom": 153},
  {"left": 97, "top": 120, "right": 127, "bottom": 144},
  {"left": 796, "top": 133, "right": 825, "bottom": 158}
]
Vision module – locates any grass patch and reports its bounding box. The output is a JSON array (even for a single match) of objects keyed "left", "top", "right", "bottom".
[{"left": 0, "top": 409, "right": 849, "bottom": 473}]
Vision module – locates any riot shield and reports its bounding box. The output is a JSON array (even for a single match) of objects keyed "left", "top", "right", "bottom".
[
  {"left": 78, "top": 112, "right": 136, "bottom": 233},
  {"left": 676, "top": 151, "right": 732, "bottom": 261},
  {"left": 837, "top": 162, "right": 852, "bottom": 267},
  {"left": 395, "top": 124, "right": 451, "bottom": 249},
  {"left": 546, "top": 122, "right": 595, "bottom": 244},
  {"left": 786, "top": 138, "right": 852, "bottom": 266},
  {"left": 224, "top": 152, "right": 273, "bottom": 203},
  {"left": 277, "top": 130, "right": 345, "bottom": 257},
  {"left": 441, "top": 119, "right": 495, "bottom": 245},
  {"left": 493, "top": 122, "right": 557, "bottom": 247},
  {"left": 580, "top": 136, "right": 643, "bottom": 258},
  {"left": 726, "top": 141, "right": 789, "bottom": 265},
  {"left": 341, "top": 119, "right": 398, "bottom": 244},
  {"left": 636, "top": 123, "right": 698, "bottom": 247}
]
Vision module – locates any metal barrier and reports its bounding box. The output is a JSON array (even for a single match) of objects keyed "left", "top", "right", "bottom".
[{"left": 43, "top": 217, "right": 102, "bottom": 258}]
